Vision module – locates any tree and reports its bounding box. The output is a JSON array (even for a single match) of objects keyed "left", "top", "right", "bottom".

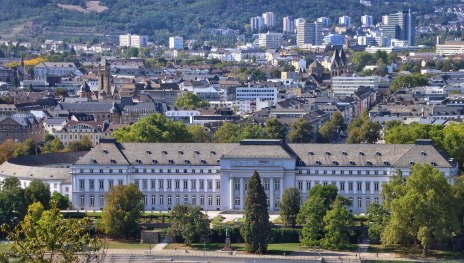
[
  {"left": 66, "top": 135, "right": 92, "bottom": 152},
  {"left": 0, "top": 177, "right": 26, "bottom": 226},
  {"left": 2, "top": 201, "right": 101, "bottom": 263},
  {"left": 381, "top": 164, "right": 461, "bottom": 256},
  {"left": 54, "top": 88, "right": 68, "bottom": 97},
  {"left": 51, "top": 192, "right": 69, "bottom": 210},
  {"left": 214, "top": 122, "right": 241, "bottom": 143},
  {"left": 307, "top": 184, "right": 338, "bottom": 211},
  {"left": 264, "top": 118, "right": 287, "bottom": 140},
  {"left": 322, "top": 197, "right": 353, "bottom": 249},
  {"left": 347, "top": 111, "right": 381, "bottom": 143},
  {"left": 367, "top": 203, "right": 387, "bottom": 242},
  {"left": 241, "top": 171, "right": 270, "bottom": 254},
  {"left": 42, "top": 137, "right": 64, "bottom": 153},
  {"left": 187, "top": 125, "right": 211, "bottom": 143},
  {"left": 319, "top": 121, "right": 337, "bottom": 143},
  {"left": 168, "top": 205, "right": 209, "bottom": 246},
  {"left": 13, "top": 138, "right": 36, "bottom": 158},
  {"left": 298, "top": 195, "right": 326, "bottom": 246},
  {"left": 175, "top": 92, "right": 209, "bottom": 109},
  {"left": 25, "top": 179, "right": 51, "bottom": 209},
  {"left": 279, "top": 188, "right": 300, "bottom": 228},
  {"left": 102, "top": 184, "right": 144, "bottom": 239},
  {"left": 113, "top": 114, "right": 192, "bottom": 143},
  {"left": 289, "top": 117, "right": 313, "bottom": 143},
  {"left": 239, "top": 124, "right": 269, "bottom": 140},
  {"left": 389, "top": 73, "right": 429, "bottom": 93},
  {"left": 330, "top": 112, "right": 345, "bottom": 131}
]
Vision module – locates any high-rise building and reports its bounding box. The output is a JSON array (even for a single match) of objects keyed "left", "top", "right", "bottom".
[
  {"left": 169, "top": 36, "right": 184, "bottom": 49},
  {"left": 297, "top": 20, "right": 323, "bottom": 47},
  {"left": 294, "top": 18, "right": 306, "bottom": 33},
  {"left": 317, "top": 17, "right": 330, "bottom": 28},
  {"left": 119, "top": 34, "right": 148, "bottom": 48},
  {"left": 383, "top": 10, "right": 416, "bottom": 46},
  {"left": 361, "top": 15, "right": 374, "bottom": 27},
  {"left": 338, "top": 16, "right": 352, "bottom": 26},
  {"left": 382, "top": 15, "right": 389, "bottom": 25},
  {"left": 283, "top": 16, "right": 295, "bottom": 33},
  {"left": 262, "top": 12, "right": 276, "bottom": 28},
  {"left": 251, "top": 16, "right": 265, "bottom": 32},
  {"left": 258, "top": 32, "right": 283, "bottom": 48}
]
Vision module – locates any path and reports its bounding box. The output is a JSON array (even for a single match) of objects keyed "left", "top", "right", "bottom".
[
  {"left": 358, "top": 238, "right": 370, "bottom": 253},
  {"left": 152, "top": 237, "right": 168, "bottom": 251}
]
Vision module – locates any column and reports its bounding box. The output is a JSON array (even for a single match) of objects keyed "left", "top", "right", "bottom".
[
  {"left": 279, "top": 178, "right": 283, "bottom": 200},
  {"left": 240, "top": 177, "right": 244, "bottom": 210},
  {"left": 229, "top": 177, "right": 233, "bottom": 210},
  {"left": 269, "top": 178, "right": 274, "bottom": 211}
]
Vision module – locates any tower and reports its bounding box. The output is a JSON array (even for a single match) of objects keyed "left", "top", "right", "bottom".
[{"left": 98, "top": 58, "right": 111, "bottom": 100}]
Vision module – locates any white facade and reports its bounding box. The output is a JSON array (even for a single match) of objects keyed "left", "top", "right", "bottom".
[
  {"left": 332, "top": 76, "right": 379, "bottom": 97},
  {"left": 119, "top": 34, "right": 148, "bottom": 48},
  {"left": 339, "top": 16, "right": 352, "bottom": 26},
  {"left": 361, "top": 15, "right": 374, "bottom": 27},
  {"left": 317, "top": 17, "right": 330, "bottom": 27},
  {"left": 250, "top": 16, "right": 265, "bottom": 32},
  {"left": 236, "top": 86, "right": 278, "bottom": 105},
  {"left": 283, "top": 16, "right": 295, "bottom": 33},
  {"left": 258, "top": 32, "right": 283, "bottom": 49},
  {"left": 262, "top": 12, "right": 276, "bottom": 28},
  {"left": 71, "top": 140, "right": 458, "bottom": 214},
  {"left": 436, "top": 42, "right": 464, "bottom": 55},
  {"left": 169, "top": 36, "right": 184, "bottom": 50}
]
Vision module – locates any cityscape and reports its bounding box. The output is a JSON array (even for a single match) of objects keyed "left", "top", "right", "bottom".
[{"left": 0, "top": 0, "right": 463, "bottom": 262}]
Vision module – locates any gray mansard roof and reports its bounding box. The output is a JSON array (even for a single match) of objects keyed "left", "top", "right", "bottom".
[{"left": 75, "top": 140, "right": 454, "bottom": 168}]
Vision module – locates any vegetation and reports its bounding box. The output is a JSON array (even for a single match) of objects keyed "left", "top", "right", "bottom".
[
  {"left": 265, "top": 118, "right": 287, "bottom": 140},
  {"left": 279, "top": 187, "right": 300, "bottom": 228},
  {"left": 318, "top": 112, "right": 345, "bottom": 143},
  {"left": 389, "top": 73, "right": 429, "bottom": 93},
  {"left": 168, "top": 205, "right": 209, "bottom": 246},
  {"left": 347, "top": 110, "right": 381, "bottom": 143},
  {"left": 101, "top": 184, "right": 144, "bottom": 239},
  {"left": 241, "top": 171, "right": 271, "bottom": 254},
  {"left": 1, "top": 201, "right": 101, "bottom": 262},
  {"left": 0, "top": 178, "right": 27, "bottom": 226},
  {"left": 214, "top": 122, "right": 269, "bottom": 143},
  {"left": 175, "top": 92, "right": 209, "bottom": 109},
  {"left": 322, "top": 197, "right": 353, "bottom": 249},
  {"left": 289, "top": 117, "right": 313, "bottom": 143},
  {"left": 376, "top": 165, "right": 462, "bottom": 256},
  {"left": 24, "top": 179, "right": 51, "bottom": 209},
  {"left": 51, "top": 192, "right": 70, "bottom": 210},
  {"left": 186, "top": 125, "right": 212, "bottom": 143}
]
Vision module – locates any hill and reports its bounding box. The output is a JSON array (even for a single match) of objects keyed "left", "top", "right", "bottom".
[{"left": 0, "top": 0, "right": 459, "bottom": 42}]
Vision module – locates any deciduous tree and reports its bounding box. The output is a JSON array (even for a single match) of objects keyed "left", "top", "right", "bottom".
[
  {"left": 298, "top": 195, "right": 325, "bottom": 246},
  {"left": 168, "top": 205, "right": 209, "bottom": 246},
  {"left": 175, "top": 92, "right": 209, "bottom": 109},
  {"left": 187, "top": 125, "right": 212, "bottom": 143},
  {"left": 279, "top": 187, "right": 300, "bottom": 228},
  {"left": 264, "top": 118, "right": 287, "bottom": 140},
  {"left": 322, "top": 197, "right": 353, "bottom": 249},
  {"left": 289, "top": 117, "right": 313, "bottom": 143},
  {"left": 0, "top": 177, "right": 26, "bottom": 226},
  {"left": 24, "top": 179, "right": 51, "bottom": 209}
]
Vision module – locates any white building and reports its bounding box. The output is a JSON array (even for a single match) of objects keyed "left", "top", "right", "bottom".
[
  {"left": 323, "top": 34, "right": 346, "bottom": 46},
  {"left": 169, "top": 36, "right": 184, "bottom": 50},
  {"left": 250, "top": 16, "right": 265, "bottom": 32},
  {"left": 436, "top": 41, "right": 464, "bottom": 56},
  {"left": 258, "top": 32, "right": 283, "bottom": 49},
  {"left": 283, "top": 16, "right": 295, "bottom": 33},
  {"left": 297, "top": 20, "right": 323, "bottom": 47},
  {"left": 236, "top": 86, "right": 278, "bottom": 105},
  {"left": 332, "top": 76, "right": 379, "bottom": 97},
  {"left": 339, "top": 16, "right": 352, "bottom": 26},
  {"left": 361, "top": 15, "right": 374, "bottom": 27},
  {"left": 119, "top": 34, "right": 148, "bottom": 48},
  {"left": 34, "top": 62, "right": 80, "bottom": 80},
  {"left": 317, "top": 17, "right": 330, "bottom": 27},
  {"left": 70, "top": 139, "right": 458, "bottom": 213},
  {"left": 262, "top": 12, "right": 276, "bottom": 28}
]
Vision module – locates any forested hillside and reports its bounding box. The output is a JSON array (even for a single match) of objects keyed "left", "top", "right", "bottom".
[{"left": 0, "top": 0, "right": 460, "bottom": 41}]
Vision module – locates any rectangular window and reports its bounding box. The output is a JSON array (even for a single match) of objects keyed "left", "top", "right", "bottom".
[
  {"left": 99, "top": 195, "right": 104, "bottom": 206},
  {"left": 89, "top": 179, "right": 94, "bottom": 190},
  {"left": 357, "top": 197, "right": 362, "bottom": 208},
  {"left": 191, "top": 180, "right": 196, "bottom": 190},
  {"left": 208, "top": 195, "right": 213, "bottom": 206},
  {"left": 374, "top": 197, "right": 379, "bottom": 204},
  {"left": 118, "top": 179, "right": 123, "bottom": 186},
  {"left": 143, "top": 195, "right": 147, "bottom": 205},
  {"left": 167, "top": 180, "right": 172, "bottom": 189},
  {"left": 374, "top": 182, "right": 379, "bottom": 191},
  {"left": 80, "top": 195, "right": 84, "bottom": 206},
  {"left": 175, "top": 195, "right": 180, "bottom": 205},
  {"left": 175, "top": 180, "right": 180, "bottom": 189},
  {"left": 216, "top": 181, "right": 220, "bottom": 190},
  {"left": 119, "top": 169, "right": 123, "bottom": 173},
  {"left": 184, "top": 195, "right": 188, "bottom": 204},
  {"left": 183, "top": 180, "right": 188, "bottom": 189},
  {"left": 365, "top": 182, "right": 371, "bottom": 192},
  {"left": 109, "top": 180, "right": 114, "bottom": 189},
  {"left": 134, "top": 179, "right": 140, "bottom": 189},
  {"left": 200, "top": 195, "right": 205, "bottom": 206},
  {"left": 200, "top": 180, "right": 204, "bottom": 190},
  {"left": 79, "top": 180, "right": 85, "bottom": 190},
  {"left": 348, "top": 182, "right": 353, "bottom": 191},
  {"left": 234, "top": 197, "right": 240, "bottom": 206},
  {"left": 216, "top": 196, "right": 221, "bottom": 206},
  {"left": 323, "top": 182, "right": 328, "bottom": 186},
  {"left": 159, "top": 179, "right": 164, "bottom": 189},
  {"left": 340, "top": 182, "right": 345, "bottom": 191},
  {"left": 234, "top": 179, "right": 240, "bottom": 190},
  {"left": 99, "top": 180, "right": 104, "bottom": 190},
  {"left": 159, "top": 195, "right": 164, "bottom": 205},
  {"left": 192, "top": 196, "right": 196, "bottom": 206},
  {"left": 264, "top": 179, "right": 270, "bottom": 190},
  {"left": 274, "top": 179, "right": 280, "bottom": 191},
  {"left": 306, "top": 181, "right": 311, "bottom": 191},
  {"left": 142, "top": 179, "right": 148, "bottom": 189},
  {"left": 207, "top": 180, "right": 212, "bottom": 190},
  {"left": 99, "top": 169, "right": 103, "bottom": 173},
  {"left": 297, "top": 181, "right": 303, "bottom": 190},
  {"left": 151, "top": 179, "right": 156, "bottom": 189},
  {"left": 357, "top": 182, "right": 362, "bottom": 191},
  {"left": 167, "top": 195, "right": 172, "bottom": 206},
  {"left": 151, "top": 194, "right": 156, "bottom": 205},
  {"left": 90, "top": 195, "right": 95, "bottom": 206}
]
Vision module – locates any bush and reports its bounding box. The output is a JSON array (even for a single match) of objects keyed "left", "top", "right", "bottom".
[
  {"left": 269, "top": 228, "right": 301, "bottom": 243},
  {"left": 210, "top": 226, "right": 242, "bottom": 243}
]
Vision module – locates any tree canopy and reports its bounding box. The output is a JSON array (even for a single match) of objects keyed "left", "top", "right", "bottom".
[
  {"left": 389, "top": 73, "right": 429, "bottom": 93},
  {"left": 168, "top": 205, "right": 209, "bottom": 246},
  {"left": 279, "top": 187, "right": 300, "bottom": 228},
  {"left": 175, "top": 92, "right": 209, "bottom": 109},
  {"left": 289, "top": 117, "right": 313, "bottom": 143},
  {"left": 347, "top": 110, "right": 381, "bottom": 143},
  {"left": 24, "top": 179, "right": 51, "bottom": 209}
]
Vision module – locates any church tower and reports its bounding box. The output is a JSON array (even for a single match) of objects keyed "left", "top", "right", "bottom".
[{"left": 97, "top": 58, "right": 111, "bottom": 100}]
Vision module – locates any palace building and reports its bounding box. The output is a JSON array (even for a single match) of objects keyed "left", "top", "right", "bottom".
[{"left": 70, "top": 139, "right": 457, "bottom": 214}]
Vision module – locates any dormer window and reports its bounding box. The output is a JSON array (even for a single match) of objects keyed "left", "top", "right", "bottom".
[
  {"left": 136, "top": 159, "right": 142, "bottom": 164},
  {"left": 349, "top": 161, "right": 356, "bottom": 165},
  {"left": 342, "top": 151, "right": 348, "bottom": 156},
  {"left": 210, "top": 150, "right": 216, "bottom": 154},
  {"left": 359, "top": 151, "right": 365, "bottom": 156},
  {"left": 178, "top": 150, "right": 184, "bottom": 155},
  {"left": 315, "top": 160, "right": 322, "bottom": 165},
  {"left": 146, "top": 150, "right": 152, "bottom": 154},
  {"left": 110, "top": 159, "right": 117, "bottom": 164},
  {"left": 103, "top": 149, "right": 108, "bottom": 154},
  {"left": 325, "top": 151, "right": 331, "bottom": 156},
  {"left": 431, "top": 161, "right": 437, "bottom": 166},
  {"left": 168, "top": 160, "right": 174, "bottom": 164},
  {"left": 421, "top": 151, "right": 427, "bottom": 156},
  {"left": 217, "top": 159, "right": 221, "bottom": 164},
  {"left": 91, "top": 159, "right": 97, "bottom": 164},
  {"left": 410, "top": 161, "right": 415, "bottom": 165},
  {"left": 366, "top": 161, "right": 373, "bottom": 166},
  {"left": 184, "top": 160, "right": 190, "bottom": 164},
  {"left": 152, "top": 160, "right": 158, "bottom": 164},
  {"left": 195, "top": 150, "right": 200, "bottom": 155},
  {"left": 308, "top": 151, "right": 314, "bottom": 155},
  {"left": 332, "top": 161, "right": 339, "bottom": 165},
  {"left": 201, "top": 160, "right": 207, "bottom": 164},
  {"left": 376, "top": 151, "right": 382, "bottom": 156},
  {"left": 162, "top": 150, "right": 168, "bottom": 155},
  {"left": 383, "top": 161, "right": 390, "bottom": 165}
]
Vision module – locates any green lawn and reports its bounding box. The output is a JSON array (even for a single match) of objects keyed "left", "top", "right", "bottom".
[
  {"left": 165, "top": 243, "right": 301, "bottom": 255},
  {"left": 0, "top": 243, "right": 12, "bottom": 253},
  {"left": 369, "top": 244, "right": 464, "bottom": 259}
]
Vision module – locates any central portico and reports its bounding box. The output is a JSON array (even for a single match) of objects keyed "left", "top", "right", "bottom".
[{"left": 220, "top": 139, "right": 297, "bottom": 211}]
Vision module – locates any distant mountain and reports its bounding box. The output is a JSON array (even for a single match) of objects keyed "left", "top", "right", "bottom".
[{"left": 0, "top": 0, "right": 458, "bottom": 41}]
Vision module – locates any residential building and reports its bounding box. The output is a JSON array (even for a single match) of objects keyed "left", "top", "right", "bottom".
[
  {"left": 119, "top": 34, "right": 148, "bottom": 48},
  {"left": 283, "top": 16, "right": 295, "bottom": 33},
  {"left": 297, "top": 20, "right": 323, "bottom": 47},
  {"left": 52, "top": 120, "right": 124, "bottom": 146},
  {"left": 169, "top": 36, "right": 184, "bottom": 50},
  {"left": 250, "top": 16, "right": 265, "bottom": 32},
  {"left": 258, "top": 32, "right": 283, "bottom": 49},
  {"left": 317, "top": 17, "right": 330, "bottom": 28},
  {"left": 70, "top": 139, "right": 458, "bottom": 213},
  {"left": 339, "top": 16, "right": 352, "bottom": 26},
  {"left": 323, "top": 34, "right": 346, "bottom": 46},
  {"left": 332, "top": 76, "right": 379, "bottom": 97},
  {"left": 0, "top": 115, "right": 43, "bottom": 143},
  {"left": 361, "top": 15, "right": 374, "bottom": 27},
  {"left": 262, "top": 12, "right": 276, "bottom": 28}
]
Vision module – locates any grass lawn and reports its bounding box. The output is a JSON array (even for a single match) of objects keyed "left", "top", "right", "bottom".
[
  {"left": 0, "top": 243, "right": 12, "bottom": 253},
  {"left": 369, "top": 244, "right": 464, "bottom": 259},
  {"left": 165, "top": 243, "right": 301, "bottom": 255},
  {"left": 105, "top": 240, "right": 152, "bottom": 250}
]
